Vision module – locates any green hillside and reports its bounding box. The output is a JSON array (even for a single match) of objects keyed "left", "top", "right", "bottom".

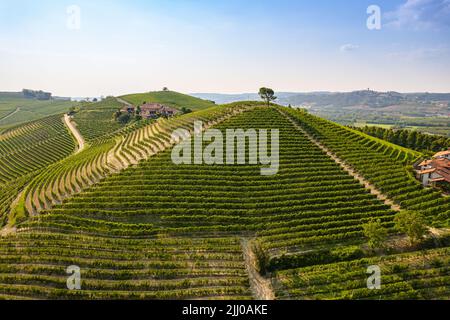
[
  {"left": 0, "top": 92, "right": 77, "bottom": 130},
  {"left": 0, "top": 103, "right": 449, "bottom": 300},
  {"left": 73, "top": 97, "right": 127, "bottom": 142},
  {"left": 120, "top": 90, "right": 216, "bottom": 110},
  {"left": 0, "top": 115, "right": 75, "bottom": 225}
]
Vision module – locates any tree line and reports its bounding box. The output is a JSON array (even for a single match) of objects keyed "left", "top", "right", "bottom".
[
  {"left": 22, "top": 89, "right": 52, "bottom": 100},
  {"left": 354, "top": 125, "right": 450, "bottom": 154}
]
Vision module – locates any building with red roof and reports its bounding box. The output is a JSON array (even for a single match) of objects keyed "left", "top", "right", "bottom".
[{"left": 416, "top": 149, "right": 450, "bottom": 187}]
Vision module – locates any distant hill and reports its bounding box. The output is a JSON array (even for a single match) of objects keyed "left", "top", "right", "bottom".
[
  {"left": 0, "top": 91, "right": 77, "bottom": 130},
  {"left": 193, "top": 90, "right": 450, "bottom": 108},
  {"left": 120, "top": 91, "right": 216, "bottom": 111},
  {"left": 192, "top": 93, "right": 261, "bottom": 104}
]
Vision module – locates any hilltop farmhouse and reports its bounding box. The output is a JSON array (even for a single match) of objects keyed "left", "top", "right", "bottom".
[
  {"left": 121, "top": 103, "right": 179, "bottom": 119},
  {"left": 416, "top": 149, "right": 450, "bottom": 187}
]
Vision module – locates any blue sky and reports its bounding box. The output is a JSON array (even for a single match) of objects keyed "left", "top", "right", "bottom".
[{"left": 0, "top": 0, "right": 449, "bottom": 96}]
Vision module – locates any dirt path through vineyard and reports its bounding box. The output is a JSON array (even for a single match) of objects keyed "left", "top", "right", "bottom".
[
  {"left": 64, "top": 114, "right": 85, "bottom": 153},
  {"left": 279, "top": 109, "right": 401, "bottom": 212},
  {"left": 241, "top": 238, "right": 275, "bottom": 300},
  {"left": 0, "top": 107, "right": 21, "bottom": 122}
]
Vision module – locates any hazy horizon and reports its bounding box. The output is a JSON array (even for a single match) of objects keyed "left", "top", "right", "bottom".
[{"left": 6, "top": 88, "right": 450, "bottom": 99}]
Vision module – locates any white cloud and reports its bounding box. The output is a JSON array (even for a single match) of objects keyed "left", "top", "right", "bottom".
[
  {"left": 340, "top": 44, "right": 360, "bottom": 53},
  {"left": 385, "top": 0, "right": 450, "bottom": 30}
]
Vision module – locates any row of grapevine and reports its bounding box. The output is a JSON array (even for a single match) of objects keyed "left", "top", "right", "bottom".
[
  {"left": 0, "top": 115, "right": 75, "bottom": 184},
  {"left": 2, "top": 105, "right": 447, "bottom": 299},
  {"left": 282, "top": 108, "right": 450, "bottom": 227},
  {"left": 274, "top": 247, "right": 450, "bottom": 300},
  {"left": 0, "top": 115, "right": 76, "bottom": 225},
  {"left": 72, "top": 98, "right": 125, "bottom": 142},
  {"left": 0, "top": 232, "right": 251, "bottom": 299},
  {"left": 10, "top": 103, "right": 251, "bottom": 221},
  {"left": 38, "top": 107, "right": 396, "bottom": 253}
]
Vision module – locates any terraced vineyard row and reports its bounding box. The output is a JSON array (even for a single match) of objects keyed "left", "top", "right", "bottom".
[
  {"left": 31, "top": 107, "right": 395, "bottom": 254},
  {"left": 11, "top": 103, "right": 251, "bottom": 222},
  {"left": 282, "top": 108, "right": 450, "bottom": 227},
  {"left": 73, "top": 98, "right": 126, "bottom": 142},
  {"left": 274, "top": 247, "right": 450, "bottom": 300},
  {"left": 0, "top": 115, "right": 76, "bottom": 225},
  {"left": 1, "top": 105, "right": 448, "bottom": 300},
  {"left": 0, "top": 233, "right": 251, "bottom": 299},
  {"left": 0, "top": 115, "right": 75, "bottom": 184}
]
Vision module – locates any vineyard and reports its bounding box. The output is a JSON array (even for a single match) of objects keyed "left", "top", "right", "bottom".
[
  {"left": 281, "top": 108, "right": 450, "bottom": 227},
  {"left": 72, "top": 98, "right": 126, "bottom": 142},
  {"left": 0, "top": 115, "right": 75, "bottom": 225},
  {"left": 0, "top": 103, "right": 449, "bottom": 300},
  {"left": 274, "top": 247, "right": 450, "bottom": 299},
  {"left": 0, "top": 93, "right": 76, "bottom": 130},
  {"left": 9, "top": 102, "right": 250, "bottom": 223},
  {"left": 120, "top": 91, "right": 216, "bottom": 111}
]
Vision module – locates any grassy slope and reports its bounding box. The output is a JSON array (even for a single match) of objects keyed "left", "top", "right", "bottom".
[
  {"left": 120, "top": 91, "right": 216, "bottom": 111},
  {"left": 0, "top": 93, "right": 77, "bottom": 130},
  {"left": 73, "top": 97, "right": 126, "bottom": 142}
]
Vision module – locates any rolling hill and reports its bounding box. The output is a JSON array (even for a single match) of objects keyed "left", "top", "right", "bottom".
[
  {"left": 0, "top": 101, "right": 449, "bottom": 300},
  {"left": 193, "top": 91, "right": 450, "bottom": 136},
  {"left": 120, "top": 91, "right": 216, "bottom": 111},
  {"left": 0, "top": 92, "right": 77, "bottom": 131},
  {"left": 194, "top": 91, "right": 450, "bottom": 108}
]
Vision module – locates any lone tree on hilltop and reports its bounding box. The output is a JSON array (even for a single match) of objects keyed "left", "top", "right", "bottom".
[
  {"left": 394, "top": 211, "right": 429, "bottom": 245},
  {"left": 259, "top": 87, "right": 277, "bottom": 107},
  {"left": 163, "top": 87, "right": 169, "bottom": 91}
]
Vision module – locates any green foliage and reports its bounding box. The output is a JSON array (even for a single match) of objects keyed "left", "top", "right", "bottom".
[
  {"left": 274, "top": 247, "right": 450, "bottom": 300},
  {"left": 394, "top": 211, "right": 430, "bottom": 244},
  {"left": 267, "top": 246, "right": 364, "bottom": 272},
  {"left": 252, "top": 240, "right": 269, "bottom": 275},
  {"left": 1, "top": 103, "right": 449, "bottom": 300},
  {"left": 258, "top": 88, "right": 277, "bottom": 107},
  {"left": 355, "top": 125, "right": 450, "bottom": 153},
  {"left": 22, "top": 89, "right": 51, "bottom": 100},
  {"left": 0, "top": 115, "right": 75, "bottom": 225},
  {"left": 181, "top": 107, "right": 192, "bottom": 114},
  {"left": 363, "top": 219, "right": 388, "bottom": 250},
  {"left": 74, "top": 97, "right": 125, "bottom": 141},
  {"left": 283, "top": 107, "right": 450, "bottom": 228},
  {"left": 117, "top": 113, "right": 131, "bottom": 124}
]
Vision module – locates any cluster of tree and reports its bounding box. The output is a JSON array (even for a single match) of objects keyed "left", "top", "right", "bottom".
[
  {"left": 22, "top": 89, "right": 52, "bottom": 100},
  {"left": 363, "top": 211, "right": 429, "bottom": 251},
  {"left": 181, "top": 107, "right": 192, "bottom": 114},
  {"left": 355, "top": 125, "right": 450, "bottom": 153},
  {"left": 114, "top": 111, "right": 131, "bottom": 124},
  {"left": 67, "top": 106, "right": 77, "bottom": 116}
]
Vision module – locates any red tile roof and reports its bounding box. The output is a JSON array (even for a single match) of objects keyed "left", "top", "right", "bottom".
[
  {"left": 433, "top": 149, "right": 450, "bottom": 158},
  {"left": 417, "top": 158, "right": 450, "bottom": 183}
]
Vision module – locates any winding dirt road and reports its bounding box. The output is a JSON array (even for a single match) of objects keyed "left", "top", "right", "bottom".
[{"left": 64, "top": 114, "right": 85, "bottom": 153}]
